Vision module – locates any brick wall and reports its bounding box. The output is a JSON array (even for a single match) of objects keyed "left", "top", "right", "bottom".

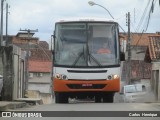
[{"left": 122, "top": 60, "right": 151, "bottom": 81}]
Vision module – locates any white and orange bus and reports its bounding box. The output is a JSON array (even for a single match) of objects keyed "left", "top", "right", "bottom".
[{"left": 52, "top": 18, "right": 125, "bottom": 103}]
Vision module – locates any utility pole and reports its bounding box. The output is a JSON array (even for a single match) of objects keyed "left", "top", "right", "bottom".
[
  {"left": 0, "top": 0, "right": 5, "bottom": 75},
  {"left": 0, "top": 0, "right": 5, "bottom": 46},
  {"left": 1, "top": 0, "right": 14, "bottom": 101},
  {"left": 126, "top": 12, "right": 131, "bottom": 84},
  {"left": 51, "top": 34, "right": 54, "bottom": 99},
  {"left": 5, "top": 3, "right": 9, "bottom": 46},
  {"left": 19, "top": 29, "right": 38, "bottom": 90}
]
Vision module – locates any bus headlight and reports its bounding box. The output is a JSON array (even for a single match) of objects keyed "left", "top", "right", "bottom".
[
  {"left": 113, "top": 74, "right": 119, "bottom": 79},
  {"left": 107, "top": 74, "right": 119, "bottom": 80},
  {"left": 55, "top": 73, "right": 68, "bottom": 80}
]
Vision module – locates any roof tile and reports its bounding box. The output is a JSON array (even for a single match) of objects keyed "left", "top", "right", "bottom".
[
  {"left": 29, "top": 49, "right": 51, "bottom": 61},
  {"left": 29, "top": 61, "right": 52, "bottom": 72},
  {"left": 120, "top": 33, "right": 157, "bottom": 46},
  {"left": 148, "top": 35, "right": 160, "bottom": 60}
]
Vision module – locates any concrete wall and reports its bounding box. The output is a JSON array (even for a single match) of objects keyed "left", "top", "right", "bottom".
[
  {"left": 0, "top": 55, "right": 2, "bottom": 75},
  {"left": 0, "top": 76, "right": 3, "bottom": 96},
  {"left": 29, "top": 73, "right": 50, "bottom": 82},
  {"left": 1, "top": 46, "right": 14, "bottom": 100},
  {"left": 125, "top": 46, "right": 146, "bottom": 61},
  {"left": 0, "top": 50, "right": 3, "bottom": 96},
  {"left": 1, "top": 45, "right": 26, "bottom": 100},
  {"left": 28, "top": 72, "right": 51, "bottom": 93},
  {"left": 28, "top": 83, "right": 50, "bottom": 93},
  {"left": 26, "top": 90, "right": 52, "bottom": 104},
  {"left": 27, "top": 72, "right": 52, "bottom": 104},
  {"left": 151, "top": 62, "right": 160, "bottom": 101},
  {"left": 12, "top": 45, "right": 26, "bottom": 100},
  {"left": 122, "top": 46, "right": 151, "bottom": 83},
  {"left": 131, "top": 46, "right": 147, "bottom": 60}
]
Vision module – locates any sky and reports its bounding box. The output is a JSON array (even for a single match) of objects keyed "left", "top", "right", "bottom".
[{"left": 4, "top": 0, "right": 160, "bottom": 42}]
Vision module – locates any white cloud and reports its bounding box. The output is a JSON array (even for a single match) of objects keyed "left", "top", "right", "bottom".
[{"left": 4, "top": 0, "right": 160, "bottom": 40}]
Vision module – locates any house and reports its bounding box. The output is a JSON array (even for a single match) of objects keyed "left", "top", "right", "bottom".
[
  {"left": 39, "top": 41, "right": 49, "bottom": 49},
  {"left": 10, "top": 33, "right": 52, "bottom": 83},
  {"left": 3, "top": 32, "right": 53, "bottom": 103},
  {"left": 12, "top": 32, "right": 39, "bottom": 49},
  {"left": 144, "top": 35, "right": 160, "bottom": 101},
  {"left": 28, "top": 49, "right": 52, "bottom": 94},
  {"left": 120, "top": 32, "right": 159, "bottom": 84}
]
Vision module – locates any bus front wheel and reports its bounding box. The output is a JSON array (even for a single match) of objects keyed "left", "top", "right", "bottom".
[
  {"left": 95, "top": 95, "right": 102, "bottom": 103},
  {"left": 103, "top": 93, "right": 114, "bottom": 103},
  {"left": 55, "top": 92, "right": 68, "bottom": 103}
]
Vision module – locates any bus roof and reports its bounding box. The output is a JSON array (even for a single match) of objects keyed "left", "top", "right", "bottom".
[{"left": 56, "top": 17, "right": 116, "bottom": 23}]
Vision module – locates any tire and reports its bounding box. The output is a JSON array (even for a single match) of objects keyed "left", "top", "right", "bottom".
[
  {"left": 103, "top": 93, "right": 114, "bottom": 103},
  {"left": 95, "top": 96, "right": 101, "bottom": 103},
  {"left": 55, "top": 92, "right": 68, "bottom": 103}
]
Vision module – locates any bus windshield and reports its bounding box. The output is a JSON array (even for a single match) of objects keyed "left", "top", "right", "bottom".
[{"left": 54, "top": 22, "right": 120, "bottom": 67}]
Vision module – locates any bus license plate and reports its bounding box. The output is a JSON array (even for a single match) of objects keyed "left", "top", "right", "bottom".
[{"left": 82, "top": 84, "right": 93, "bottom": 87}]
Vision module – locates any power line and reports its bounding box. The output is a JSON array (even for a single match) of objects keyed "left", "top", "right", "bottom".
[
  {"left": 131, "top": 20, "right": 137, "bottom": 33},
  {"left": 130, "top": 0, "right": 157, "bottom": 49},
  {"left": 143, "top": 0, "right": 157, "bottom": 32},
  {"left": 136, "top": 0, "right": 151, "bottom": 32}
]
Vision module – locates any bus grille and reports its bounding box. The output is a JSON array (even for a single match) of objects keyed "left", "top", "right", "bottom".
[{"left": 66, "top": 84, "right": 106, "bottom": 89}]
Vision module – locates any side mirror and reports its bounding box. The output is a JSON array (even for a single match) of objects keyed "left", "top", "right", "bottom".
[
  {"left": 120, "top": 52, "right": 125, "bottom": 61},
  {"left": 51, "top": 34, "right": 55, "bottom": 53},
  {"left": 120, "top": 39, "right": 126, "bottom": 61}
]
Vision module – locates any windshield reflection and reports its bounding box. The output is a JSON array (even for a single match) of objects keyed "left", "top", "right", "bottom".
[{"left": 54, "top": 22, "right": 119, "bottom": 67}]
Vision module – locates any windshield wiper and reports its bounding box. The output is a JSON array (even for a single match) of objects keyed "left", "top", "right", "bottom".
[
  {"left": 88, "top": 53, "right": 102, "bottom": 66},
  {"left": 72, "top": 44, "right": 102, "bottom": 67},
  {"left": 87, "top": 44, "right": 101, "bottom": 66},
  {"left": 72, "top": 46, "right": 85, "bottom": 66},
  {"left": 72, "top": 50, "right": 102, "bottom": 67}
]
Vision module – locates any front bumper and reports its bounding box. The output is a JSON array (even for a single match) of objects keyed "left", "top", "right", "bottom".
[{"left": 53, "top": 78, "right": 120, "bottom": 92}]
